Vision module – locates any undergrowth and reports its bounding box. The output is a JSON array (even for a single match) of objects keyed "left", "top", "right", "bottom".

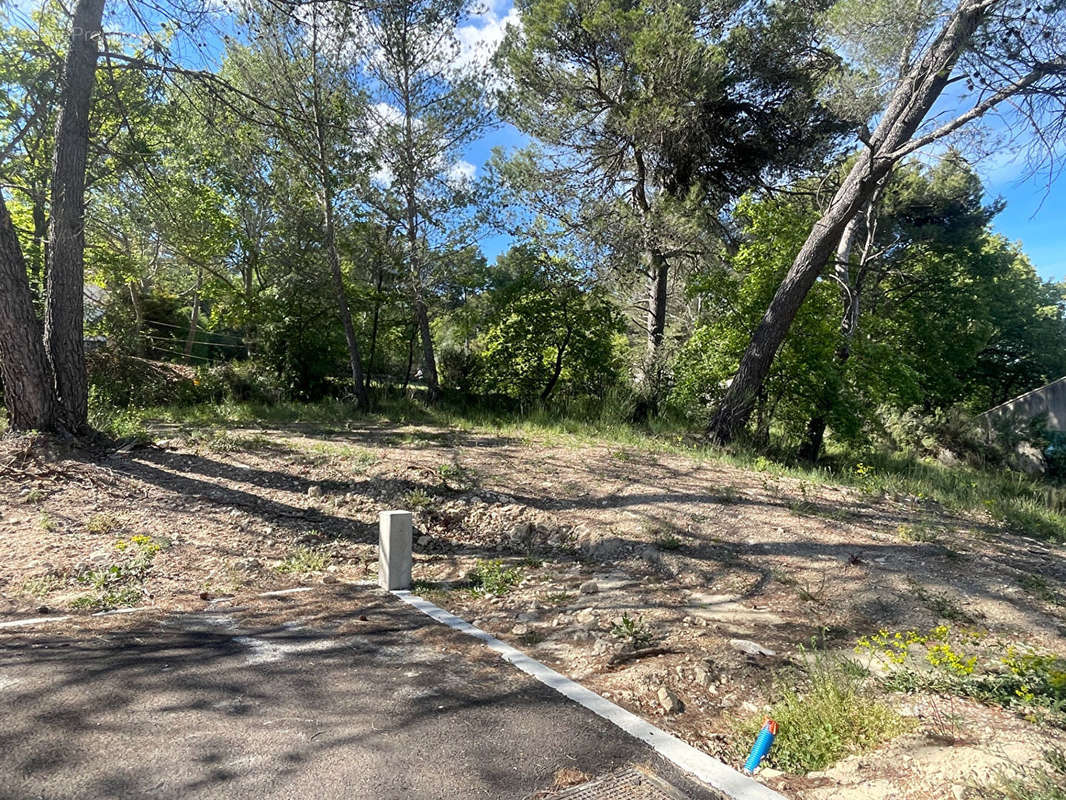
[
  {"left": 94, "top": 396, "right": 1066, "bottom": 544},
  {"left": 734, "top": 651, "right": 910, "bottom": 774}
]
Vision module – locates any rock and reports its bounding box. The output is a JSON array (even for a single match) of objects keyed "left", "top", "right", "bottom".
[
  {"left": 509, "top": 522, "right": 533, "bottom": 545},
  {"left": 516, "top": 611, "right": 537, "bottom": 622},
  {"left": 639, "top": 546, "right": 661, "bottom": 565},
  {"left": 307, "top": 485, "right": 323, "bottom": 498},
  {"left": 579, "top": 580, "right": 599, "bottom": 594},
  {"left": 759, "top": 768, "right": 784, "bottom": 781},
  {"left": 586, "top": 536, "right": 626, "bottom": 560},
  {"left": 657, "top": 686, "right": 683, "bottom": 714},
  {"left": 417, "top": 535, "right": 431, "bottom": 547},
  {"left": 511, "top": 623, "right": 531, "bottom": 636},
  {"left": 592, "top": 639, "right": 612, "bottom": 655},
  {"left": 321, "top": 574, "right": 338, "bottom": 584},
  {"left": 693, "top": 665, "right": 714, "bottom": 687},
  {"left": 37, "top": 605, "right": 50, "bottom": 614},
  {"left": 729, "top": 639, "right": 776, "bottom": 657}
]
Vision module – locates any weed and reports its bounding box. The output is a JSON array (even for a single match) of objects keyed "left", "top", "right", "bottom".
[
  {"left": 21, "top": 574, "right": 62, "bottom": 597},
  {"left": 412, "top": 579, "right": 452, "bottom": 604},
  {"left": 610, "top": 612, "right": 655, "bottom": 649},
  {"left": 276, "top": 546, "right": 331, "bottom": 575},
  {"left": 897, "top": 523, "right": 938, "bottom": 543},
  {"left": 72, "top": 535, "right": 164, "bottom": 611},
  {"left": 1018, "top": 574, "right": 1057, "bottom": 604},
  {"left": 86, "top": 512, "right": 120, "bottom": 535},
  {"left": 734, "top": 652, "right": 911, "bottom": 774},
  {"left": 972, "top": 749, "right": 1066, "bottom": 800},
  {"left": 860, "top": 625, "right": 1066, "bottom": 723},
  {"left": 71, "top": 586, "right": 143, "bottom": 610},
  {"left": 468, "top": 560, "right": 522, "bottom": 596},
  {"left": 544, "top": 591, "right": 574, "bottom": 605},
  {"left": 771, "top": 568, "right": 798, "bottom": 586},
  {"left": 38, "top": 514, "right": 56, "bottom": 532},
  {"left": 907, "top": 579, "right": 971, "bottom": 622},
  {"left": 655, "top": 533, "right": 683, "bottom": 551},
  {"left": 437, "top": 462, "right": 477, "bottom": 491},
  {"left": 23, "top": 488, "right": 45, "bottom": 505},
  {"left": 404, "top": 489, "right": 433, "bottom": 510},
  {"left": 716, "top": 486, "right": 740, "bottom": 504}
]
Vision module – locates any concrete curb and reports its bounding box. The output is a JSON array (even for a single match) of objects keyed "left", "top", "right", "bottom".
[{"left": 393, "top": 590, "right": 788, "bottom": 800}]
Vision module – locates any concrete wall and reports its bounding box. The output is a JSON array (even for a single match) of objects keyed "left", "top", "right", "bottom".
[{"left": 981, "top": 376, "right": 1066, "bottom": 432}]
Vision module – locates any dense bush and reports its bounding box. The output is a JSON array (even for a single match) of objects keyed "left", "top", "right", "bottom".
[{"left": 87, "top": 348, "right": 202, "bottom": 409}]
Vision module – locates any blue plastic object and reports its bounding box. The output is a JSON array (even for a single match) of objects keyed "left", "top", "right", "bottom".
[{"left": 742, "top": 718, "right": 778, "bottom": 774}]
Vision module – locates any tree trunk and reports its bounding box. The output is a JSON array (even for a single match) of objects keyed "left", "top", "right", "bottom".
[
  {"left": 365, "top": 240, "right": 387, "bottom": 394},
  {"left": 645, "top": 249, "right": 668, "bottom": 361},
  {"left": 43, "top": 0, "right": 106, "bottom": 432},
  {"left": 183, "top": 267, "right": 202, "bottom": 359},
  {"left": 402, "top": 321, "right": 416, "bottom": 394},
  {"left": 413, "top": 296, "right": 439, "bottom": 401},
  {"left": 0, "top": 190, "right": 58, "bottom": 430},
  {"left": 129, "top": 282, "right": 146, "bottom": 358},
  {"left": 541, "top": 325, "right": 573, "bottom": 402},
  {"left": 31, "top": 193, "right": 47, "bottom": 303},
  {"left": 306, "top": 11, "right": 369, "bottom": 413},
  {"left": 323, "top": 198, "right": 370, "bottom": 411},
  {"left": 797, "top": 215, "right": 864, "bottom": 462},
  {"left": 707, "top": 0, "right": 988, "bottom": 445}
]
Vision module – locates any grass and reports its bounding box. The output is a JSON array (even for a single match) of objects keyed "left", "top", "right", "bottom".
[
  {"left": 467, "top": 559, "right": 522, "bottom": 596},
  {"left": 973, "top": 750, "right": 1066, "bottom": 800},
  {"left": 21, "top": 574, "right": 63, "bottom": 597},
  {"left": 95, "top": 396, "right": 1066, "bottom": 544},
  {"left": 276, "top": 546, "right": 331, "bottom": 575},
  {"left": 72, "top": 535, "right": 163, "bottom": 611},
  {"left": 86, "top": 512, "right": 120, "bottom": 535},
  {"left": 735, "top": 652, "right": 911, "bottom": 774}
]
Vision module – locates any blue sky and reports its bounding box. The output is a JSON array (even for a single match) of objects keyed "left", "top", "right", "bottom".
[
  {"left": 470, "top": 126, "right": 1066, "bottom": 280},
  {"left": 984, "top": 170, "right": 1065, "bottom": 283},
  {"left": 458, "top": 1, "right": 1066, "bottom": 282}
]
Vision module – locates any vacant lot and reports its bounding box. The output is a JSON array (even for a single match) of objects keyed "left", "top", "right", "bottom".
[{"left": 2, "top": 416, "right": 1064, "bottom": 799}]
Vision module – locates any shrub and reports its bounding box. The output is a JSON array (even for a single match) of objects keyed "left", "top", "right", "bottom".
[
  {"left": 276, "top": 546, "right": 331, "bottom": 575},
  {"left": 735, "top": 653, "right": 910, "bottom": 774},
  {"left": 468, "top": 560, "right": 522, "bottom": 596}
]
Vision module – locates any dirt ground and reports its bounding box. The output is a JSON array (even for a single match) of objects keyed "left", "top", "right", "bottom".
[{"left": 2, "top": 420, "right": 1064, "bottom": 799}]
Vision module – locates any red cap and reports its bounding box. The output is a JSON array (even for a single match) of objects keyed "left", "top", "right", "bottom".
[{"left": 763, "top": 718, "right": 778, "bottom": 735}]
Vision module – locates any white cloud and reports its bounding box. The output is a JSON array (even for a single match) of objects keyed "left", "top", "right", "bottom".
[
  {"left": 454, "top": 4, "right": 520, "bottom": 71},
  {"left": 447, "top": 159, "right": 477, "bottom": 186}
]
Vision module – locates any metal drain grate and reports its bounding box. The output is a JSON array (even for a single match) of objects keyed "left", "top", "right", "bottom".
[{"left": 551, "top": 768, "right": 691, "bottom": 799}]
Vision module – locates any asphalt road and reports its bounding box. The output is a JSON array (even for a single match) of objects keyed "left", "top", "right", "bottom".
[{"left": 0, "top": 586, "right": 723, "bottom": 800}]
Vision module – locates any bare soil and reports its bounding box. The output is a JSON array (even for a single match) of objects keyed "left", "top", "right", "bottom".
[{"left": 2, "top": 420, "right": 1064, "bottom": 799}]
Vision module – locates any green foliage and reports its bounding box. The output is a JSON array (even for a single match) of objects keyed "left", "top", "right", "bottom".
[
  {"left": 974, "top": 750, "right": 1066, "bottom": 800},
  {"left": 735, "top": 653, "right": 910, "bottom": 774},
  {"left": 858, "top": 625, "right": 1066, "bottom": 724},
  {"left": 72, "top": 535, "right": 164, "bottom": 611},
  {"left": 462, "top": 246, "right": 626, "bottom": 403},
  {"left": 276, "top": 546, "right": 331, "bottom": 575},
  {"left": 610, "top": 612, "right": 655, "bottom": 649},
  {"left": 467, "top": 560, "right": 523, "bottom": 597}
]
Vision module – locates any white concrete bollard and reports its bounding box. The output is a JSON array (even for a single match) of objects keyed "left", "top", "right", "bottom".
[{"left": 378, "top": 510, "right": 413, "bottom": 591}]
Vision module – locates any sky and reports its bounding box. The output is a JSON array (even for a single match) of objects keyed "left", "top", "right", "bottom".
[
  {"left": 6, "top": 0, "right": 1063, "bottom": 281},
  {"left": 455, "top": 1, "right": 1066, "bottom": 282},
  {"left": 983, "top": 166, "right": 1066, "bottom": 283}
]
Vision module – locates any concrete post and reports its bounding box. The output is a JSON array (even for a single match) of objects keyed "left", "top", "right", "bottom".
[{"left": 378, "top": 510, "right": 412, "bottom": 591}]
